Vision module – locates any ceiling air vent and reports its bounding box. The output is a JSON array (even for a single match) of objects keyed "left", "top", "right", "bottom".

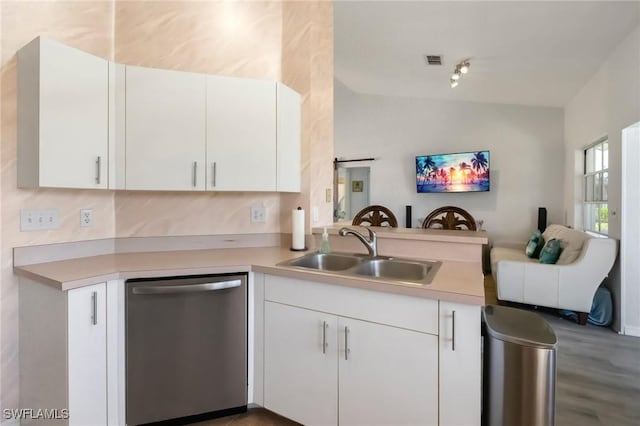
[{"left": 424, "top": 55, "right": 442, "bottom": 66}]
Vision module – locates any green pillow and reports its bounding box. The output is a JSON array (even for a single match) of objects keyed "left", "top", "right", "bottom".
[
  {"left": 525, "top": 230, "right": 544, "bottom": 258},
  {"left": 539, "top": 238, "right": 563, "bottom": 264}
]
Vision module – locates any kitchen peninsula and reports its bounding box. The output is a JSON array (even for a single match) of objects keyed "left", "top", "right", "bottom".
[{"left": 15, "top": 227, "right": 486, "bottom": 426}]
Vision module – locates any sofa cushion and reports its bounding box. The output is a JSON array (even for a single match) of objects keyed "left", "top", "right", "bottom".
[
  {"left": 542, "top": 224, "right": 590, "bottom": 264},
  {"left": 490, "top": 246, "right": 538, "bottom": 280},
  {"left": 539, "top": 238, "right": 562, "bottom": 264},
  {"left": 525, "top": 230, "right": 544, "bottom": 258}
]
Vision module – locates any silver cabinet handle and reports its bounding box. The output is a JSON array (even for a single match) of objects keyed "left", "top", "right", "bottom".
[
  {"left": 132, "top": 280, "right": 241, "bottom": 295},
  {"left": 452, "top": 310, "right": 456, "bottom": 351},
  {"left": 322, "top": 321, "right": 329, "bottom": 354},
  {"left": 192, "top": 161, "right": 198, "bottom": 187},
  {"left": 212, "top": 162, "right": 217, "bottom": 187},
  {"left": 344, "top": 326, "right": 350, "bottom": 360},
  {"left": 95, "top": 156, "right": 101, "bottom": 184},
  {"left": 91, "top": 291, "right": 97, "bottom": 325}
]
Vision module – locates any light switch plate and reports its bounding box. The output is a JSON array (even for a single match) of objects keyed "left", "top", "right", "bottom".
[
  {"left": 20, "top": 209, "right": 60, "bottom": 231},
  {"left": 251, "top": 206, "right": 266, "bottom": 223}
]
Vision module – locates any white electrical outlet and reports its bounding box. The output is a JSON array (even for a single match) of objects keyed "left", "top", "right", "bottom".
[
  {"left": 20, "top": 209, "right": 60, "bottom": 231},
  {"left": 312, "top": 206, "right": 319, "bottom": 223},
  {"left": 80, "top": 209, "right": 93, "bottom": 227},
  {"left": 251, "top": 206, "right": 267, "bottom": 223}
]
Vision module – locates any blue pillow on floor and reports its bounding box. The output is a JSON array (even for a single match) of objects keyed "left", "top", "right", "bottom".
[{"left": 559, "top": 286, "right": 613, "bottom": 327}]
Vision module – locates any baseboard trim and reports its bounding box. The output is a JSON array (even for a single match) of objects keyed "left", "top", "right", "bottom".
[{"left": 623, "top": 325, "right": 640, "bottom": 337}]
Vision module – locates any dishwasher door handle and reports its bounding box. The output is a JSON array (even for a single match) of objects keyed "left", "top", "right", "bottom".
[{"left": 132, "top": 280, "right": 242, "bottom": 295}]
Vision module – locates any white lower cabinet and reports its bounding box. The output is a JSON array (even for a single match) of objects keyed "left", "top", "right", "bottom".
[
  {"left": 20, "top": 278, "right": 123, "bottom": 426},
  {"left": 264, "top": 302, "right": 438, "bottom": 426},
  {"left": 338, "top": 317, "right": 438, "bottom": 426},
  {"left": 439, "top": 301, "right": 482, "bottom": 426},
  {"left": 262, "top": 275, "right": 464, "bottom": 426},
  {"left": 68, "top": 283, "right": 107, "bottom": 426},
  {"left": 264, "top": 302, "right": 338, "bottom": 426}
]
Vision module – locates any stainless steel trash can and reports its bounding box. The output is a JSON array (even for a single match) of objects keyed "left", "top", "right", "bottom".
[{"left": 482, "top": 305, "right": 558, "bottom": 426}]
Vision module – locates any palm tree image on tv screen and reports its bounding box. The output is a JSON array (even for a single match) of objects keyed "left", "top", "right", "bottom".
[{"left": 416, "top": 151, "right": 490, "bottom": 193}]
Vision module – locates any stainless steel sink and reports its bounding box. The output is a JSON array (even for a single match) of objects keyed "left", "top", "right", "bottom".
[
  {"left": 278, "top": 252, "right": 441, "bottom": 285},
  {"left": 352, "top": 259, "right": 439, "bottom": 283},
  {"left": 285, "top": 253, "right": 363, "bottom": 271}
]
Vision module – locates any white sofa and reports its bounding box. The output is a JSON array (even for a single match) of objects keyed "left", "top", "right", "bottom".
[{"left": 490, "top": 225, "right": 617, "bottom": 319}]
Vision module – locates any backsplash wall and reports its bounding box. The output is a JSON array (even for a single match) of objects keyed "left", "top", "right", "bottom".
[
  {"left": 1, "top": 0, "right": 116, "bottom": 411},
  {"left": 0, "top": 0, "right": 333, "bottom": 411},
  {"left": 113, "top": 0, "right": 284, "bottom": 237},
  {"left": 280, "top": 1, "right": 335, "bottom": 234}
]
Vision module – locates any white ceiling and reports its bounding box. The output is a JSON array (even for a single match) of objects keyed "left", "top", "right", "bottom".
[{"left": 334, "top": 1, "right": 640, "bottom": 107}]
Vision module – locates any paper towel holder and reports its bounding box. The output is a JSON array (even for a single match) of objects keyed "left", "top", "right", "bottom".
[{"left": 291, "top": 206, "right": 308, "bottom": 252}]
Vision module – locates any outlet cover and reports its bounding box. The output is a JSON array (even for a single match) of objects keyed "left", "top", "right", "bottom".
[
  {"left": 251, "top": 207, "right": 266, "bottom": 223},
  {"left": 80, "top": 209, "right": 93, "bottom": 227}
]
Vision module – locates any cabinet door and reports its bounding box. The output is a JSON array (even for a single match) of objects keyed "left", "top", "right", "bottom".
[
  {"left": 68, "top": 282, "right": 107, "bottom": 426},
  {"left": 276, "top": 83, "right": 301, "bottom": 192},
  {"left": 18, "top": 37, "right": 108, "bottom": 189},
  {"left": 206, "top": 76, "right": 276, "bottom": 191},
  {"left": 338, "top": 318, "right": 438, "bottom": 426},
  {"left": 125, "top": 65, "right": 206, "bottom": 190},
  {"left": 439, "top": 302, "right": 481, "bottom": 426},
  {"left": 264, "top": 302, "right": 337, "bottom": 426}
]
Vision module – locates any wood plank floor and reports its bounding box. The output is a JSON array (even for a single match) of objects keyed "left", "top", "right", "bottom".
[{"left": 194, "top": 276, "right": 640, "bottom": 425}]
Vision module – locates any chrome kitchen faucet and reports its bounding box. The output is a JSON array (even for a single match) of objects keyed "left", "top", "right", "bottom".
[{"left": 338, "top": 227, "right": 378, "bottom": 257}]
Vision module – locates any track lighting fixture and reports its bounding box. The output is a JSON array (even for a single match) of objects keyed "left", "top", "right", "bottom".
[{"left": 449, "top": 59, "right": 470, "bottom": 88}]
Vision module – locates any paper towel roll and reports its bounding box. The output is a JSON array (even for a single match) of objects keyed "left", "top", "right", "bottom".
[{"left": 292, "top": 207, "right": 305, "bottom": 250}]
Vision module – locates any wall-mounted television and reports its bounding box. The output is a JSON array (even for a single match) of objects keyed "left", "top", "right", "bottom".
[{"left": 416, "top": 151, "right": 490, "bottom": 193}]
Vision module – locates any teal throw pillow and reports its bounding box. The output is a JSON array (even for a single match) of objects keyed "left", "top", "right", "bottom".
[
  {"left": 525, "top": 230, "right": 544, "bottom": 258},
  {"left": 539, "top": 238, "right": 563, "bottom": 264}
]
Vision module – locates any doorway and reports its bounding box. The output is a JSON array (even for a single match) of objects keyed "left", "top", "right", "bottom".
[
  {"left": 334, "top": 166, "right": 370, "bottom": 222},
  {"left": 621, "top": 121, "right": 640, "bottom": 336}
]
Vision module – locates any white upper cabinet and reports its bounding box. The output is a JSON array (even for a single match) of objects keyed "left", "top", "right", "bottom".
[
  {"left": 18, "top": 37, "right": 109, "bottom": 189},
  {"left": 206, "top": 76, "right": 277, "bottom": 191},
  {"left": 276, "top": 83, "right": 302, "bottom": 192},
  {"left": 17, "top": 38, "right": 302, "bottom": 192},
  {"left": 125, "top": 65, "right": 206, "bottom": 191}
]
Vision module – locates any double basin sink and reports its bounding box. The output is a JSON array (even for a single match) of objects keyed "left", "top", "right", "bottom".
[{"left": 278, "top": 252, "right": 441, "bottom": 285}]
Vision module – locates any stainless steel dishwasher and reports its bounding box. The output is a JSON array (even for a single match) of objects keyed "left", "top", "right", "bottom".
[{"left": 126, "top": 273, "right": 247, "bottom": 425}]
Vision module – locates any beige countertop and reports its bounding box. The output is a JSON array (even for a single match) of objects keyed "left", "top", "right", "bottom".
[
  {"left": 313, "top": 224, "right": 488, "bottom": 245},
  {"left": 14, "top": 246, "right": 485, "bottom": 305}
]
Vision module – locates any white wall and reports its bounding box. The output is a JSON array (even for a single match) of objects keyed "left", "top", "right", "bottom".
[
  {"left": 622, "top": 123, "right": 640, "bottom": 336},
  {"left": 335, "top": 79, "right": 565, "bottom": 243},
  {"left": 564, "top": 26, "right": 640, "bottom": 332}
]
